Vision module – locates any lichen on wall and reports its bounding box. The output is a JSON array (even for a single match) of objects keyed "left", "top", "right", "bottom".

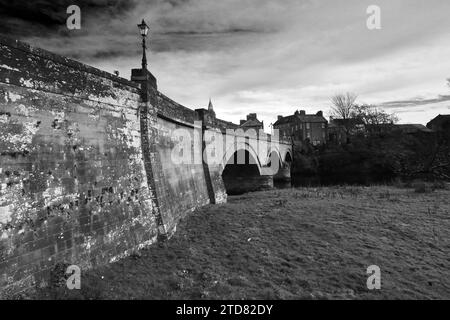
[
  {"left": 0, "top": 36, "right": 159, "bottom": 296},
  {"left": 0, "top": 35, "right": 291, "bottom": 297}
]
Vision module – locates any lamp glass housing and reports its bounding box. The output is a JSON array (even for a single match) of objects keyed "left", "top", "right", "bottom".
[{"left": 138, "top": 19, "right": 149, "bottom": 37}]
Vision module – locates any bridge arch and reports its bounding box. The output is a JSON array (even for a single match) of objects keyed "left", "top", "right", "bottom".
[
  {"left": 266, "top": 144, "right": 292, "bottom": 166},
  {"left": 272, "top": 149, "right": 293, "bottom": 182},
  {"left": 266, "top": 149, "right": 283, "bottom": 172},
  {"left": 220, "top": 140, "right": 263, "bottom": 175},
  {"left": 284, "top": 150, "right": 293, "bottom": 163},
  {"left": 220, "top": 142, "right": 273, "bottom": 195}
]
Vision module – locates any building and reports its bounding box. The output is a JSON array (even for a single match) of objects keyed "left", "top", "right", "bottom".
[
  {"left": 239, "top": 113, "right": 264, "bottom": 131},
  {"left": 363, "top": 123, "right": 433, "bottom": 135},
  {"left": 392, "top": 124, "right": 433, "bottom": 134},
  {"left": 427, "top": 114, "right": 450, "bottom": 132},
  {"left": 195, "top": 99, "right": 239, "bottom": 130},
  {"left": 329, "top": 121, "right": 433, "bottom": 144},
  {"left": 273, "top": 110, "right": 327, "bottom": 145},
  {"left": 328, "top": 117, "right": 365, "bottom": 144},
  {"left": 328, "top": 120, "right": 347, "bottom": 144}
]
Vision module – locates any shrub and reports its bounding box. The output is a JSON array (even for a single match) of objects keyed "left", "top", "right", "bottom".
[
  {"left": 412, "top": 181, "right": 432, "bottom": 193},
  {"left": 392, "top": 177, "right": 406, "bottom": 188},
  {"left": 431, "top": 180, "right": 448, "bottom": 190}
]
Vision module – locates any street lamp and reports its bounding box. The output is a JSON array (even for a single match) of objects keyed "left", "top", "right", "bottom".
[{"left": 137, "top": 19, "right": 149, "bottom": 70}]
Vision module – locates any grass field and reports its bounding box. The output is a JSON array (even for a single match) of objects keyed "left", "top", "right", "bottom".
[{"left": 35, "top": 185, "right": 450, "bottom": 300}]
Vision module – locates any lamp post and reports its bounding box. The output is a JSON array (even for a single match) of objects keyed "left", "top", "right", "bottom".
[{"left": 137, "top": 19, "right": 149, "bottom": 71}]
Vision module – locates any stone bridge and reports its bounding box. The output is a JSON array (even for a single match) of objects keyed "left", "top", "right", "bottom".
[{"left": 0, "top": 36, "right": 291, "bottom": 295}]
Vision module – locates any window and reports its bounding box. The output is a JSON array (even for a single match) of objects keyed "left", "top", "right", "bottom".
[
  {"left": 306, "top": 123, "right": 310, "bottom": 130},
  {"left": 322, "top": 123, "right": 325, "bottom": 129},
  {"left": 306, "top": 132, "right": 311, "bottom": 139}
]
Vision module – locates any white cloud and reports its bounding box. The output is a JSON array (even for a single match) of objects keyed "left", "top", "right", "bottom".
[{"left": 20, "top": 0, "right": 450, "bottom": 128}]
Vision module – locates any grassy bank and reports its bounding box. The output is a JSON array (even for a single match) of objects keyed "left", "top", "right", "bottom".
[{"left": 35, "top": 186, "right": 450, "bottom": 300}]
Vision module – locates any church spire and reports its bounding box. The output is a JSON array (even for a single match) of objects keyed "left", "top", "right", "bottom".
[
  {"left": 207, "top": 98, "right": 216, "bottom": 118},
  {"left": 208, "top": 98, "right": 214, "bottom": 112}
]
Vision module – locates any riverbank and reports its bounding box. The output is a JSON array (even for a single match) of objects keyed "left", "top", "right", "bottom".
[{"left": 34, "top": 185, "right": 450, "bottom": 299}]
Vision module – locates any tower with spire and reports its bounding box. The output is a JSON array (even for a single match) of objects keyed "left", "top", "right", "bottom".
[{"left": 207, "top": 98, "right": 216, "bottom": 118}]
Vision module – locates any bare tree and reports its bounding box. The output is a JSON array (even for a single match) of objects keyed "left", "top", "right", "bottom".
[
  {"left": 330, "top": 92, "right": 358, "bottom": 143},
  {"left": 352, "top": 104, "right": 398, "bottom": 127},
  {"left": 330, "top": 92, "right": 358, "bottom": 120}
]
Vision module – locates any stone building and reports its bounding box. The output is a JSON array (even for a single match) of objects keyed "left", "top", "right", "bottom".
[
  {"left": 328, "top": 117, "right": 365, "bottom": 144},
  {"left": 427, "top": 114, "right": 450, "bottom": 132},
  {"left": 273, "top": 110, "right": 328, "bottom": 145},
  {"left": 389, "top": 124, "right": 432, "bottom": 134},
  {"left": 239, "top": 113, "right": 264, "bottom": 131}
]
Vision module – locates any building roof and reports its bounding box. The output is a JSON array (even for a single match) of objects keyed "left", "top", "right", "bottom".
[
  {"left": 427, "top": 114, "right": 450, "bottom": 126},
  {"left": 429, "top": 114, "right": 450, "bottom": 121},
  {"left": 364, "top": 123, "right": 433, "bottom": 133},
  {"left": 274, "top": 114, "right": 326, "bottom": 126},
  {"left": 394, "top": 124, "right": 433, "bottom": 133},
  {"left": 240, "top": 119, "right": 263, "bottom": 128},
  {"left": 330, "top": 118, "right": 364, "bottom": 127}
]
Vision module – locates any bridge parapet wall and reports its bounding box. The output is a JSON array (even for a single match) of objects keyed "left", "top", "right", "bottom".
[
  {"left": 0, "top": 36, "right": 292, "bottom": 296},
  {"left": 0, "top": 36, "right": 158, "bottom": 297}
]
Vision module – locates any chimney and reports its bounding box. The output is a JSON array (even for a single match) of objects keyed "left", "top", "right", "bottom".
[
  {"left": 299, "top": 110, "right": 306, "bottom": 116},
  {"left": 247, "top": 113, "right": 257, "bottom": 121},
  {"left": 277, "top": 115, "right": 283, "bottom": 121},
  {"left": 316, "top": 111, "right": 323, "bottom": 117}
]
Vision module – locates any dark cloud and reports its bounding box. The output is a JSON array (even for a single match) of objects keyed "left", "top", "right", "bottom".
[
  {"left": 151, "top": 0, "right": 284, "bottom": 35},
  {"left": 2, "top": 0, "right": 450, "bottom": 127},
  {"left": 161, "top": 28, "right": 261, "bottom": 35},
  {"left": 0, "top": 0, "right": 274, "bottom": 61},
  {"left": 381, "top": 95, "right": 450, "bottom": 109},
  {"left": 0, "top": 0, "right": 138, "bottom": 37},
  {"left": 90, "top": 48, "right": 137, "bottom": 59}
]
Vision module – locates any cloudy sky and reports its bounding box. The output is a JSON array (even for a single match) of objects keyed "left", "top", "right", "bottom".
[{"left": 1, "top": 0, "right": 450, "bottom": 129}]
